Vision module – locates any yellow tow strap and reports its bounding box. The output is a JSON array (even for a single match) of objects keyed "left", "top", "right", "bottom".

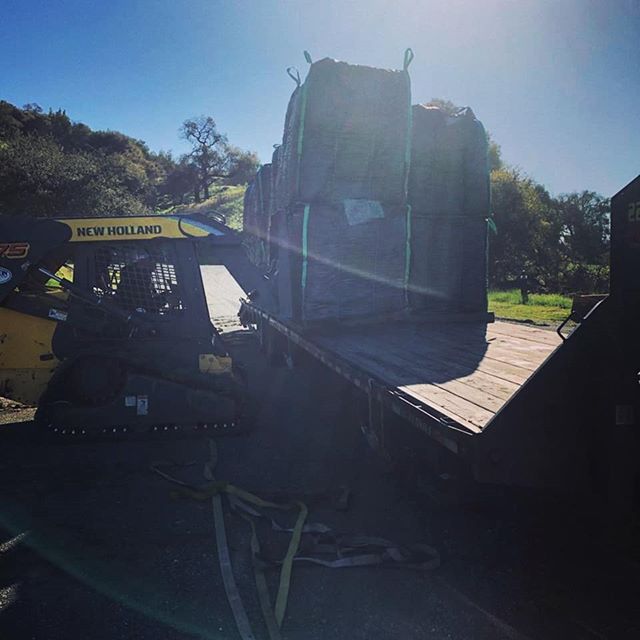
[
  {"left": 152, "top": 441, "right": 439, "bottom": 639},
  {"left": 156, "top": 440, "right": 308, "bottom": 640}
]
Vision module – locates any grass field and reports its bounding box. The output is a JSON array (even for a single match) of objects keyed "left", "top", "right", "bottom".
[{"left": 488, "top": 289, "right": 572, "bottom": 325}]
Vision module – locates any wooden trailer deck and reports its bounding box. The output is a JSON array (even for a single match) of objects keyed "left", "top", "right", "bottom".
[
  {"left": 206, "top": 250, "right": 567, "bottom": 448},
  {"left": 314, "top": 320, "right": 562, "bottom": 433}
]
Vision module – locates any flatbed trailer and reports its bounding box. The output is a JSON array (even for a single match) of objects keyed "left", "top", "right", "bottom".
[
  {"left": 235, "top": 175, "right": 640, "bottom": 514},
  {"left": 240, "top": 294, "right": 640, "bottom": 511},
  {"left": 238, "top": 300, "right": 595, "bottom": 488},
  {"left": 241, "top": 303, "right": 559, "bottom": 441}
]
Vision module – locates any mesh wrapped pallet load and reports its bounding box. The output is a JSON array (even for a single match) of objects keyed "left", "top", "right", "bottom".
[
  {"left": 256, "top": 163, "right": 272, "bottom": 257},
  {"left": 407, "top": 105, "right": 490, "bottom": 313},
  {"left": 408, "top": 216, "right": 488, "bottom": 313},
  {"left": 408, "top": 105, "right": 489, "bottom": 216},
  {"left": 243, "top": 164, "right": 272, "bottom": 267},
  {"left": 242, "top": 179, "right": 260, "bottom": 264},
  {"left": 266, "top": 146, "right": 283, "bottom": 267},
  {"left": 277, "top": 201, "right": 407, "bottom": 322},
  {"left": 274, "top": 57, "right": 412, "bottom": 210}
]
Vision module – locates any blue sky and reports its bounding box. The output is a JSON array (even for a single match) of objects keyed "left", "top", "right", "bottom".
[{"left": 1, "top": 0, "right": 638, "bottom": 196}]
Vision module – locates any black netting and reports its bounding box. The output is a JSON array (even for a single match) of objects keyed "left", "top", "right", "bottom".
[
  {"left": 408, "top": 216, "right": 488, "bottom": 313},
  {"left": 277, "top": 202, "right": 407, "bottom": 322},
  {"left": 93, "top": 243, "right": 185, "bottom": 314},
  {"left": 243, "top": 163, "right": 273, "bottom": 267},
  {"left": 407, "top": 105, "right": 490, "bottom": 314},
  {"left": 274, "top": 58, "right": 411, "bottom": 212},
  {"left": 408, "top": 105, "right": 489, "bottom": 218}
]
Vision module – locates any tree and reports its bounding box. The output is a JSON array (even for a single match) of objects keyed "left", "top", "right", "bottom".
[
  {"left": 489, "top": 168, "right": 563, "bottom": 289},
  {"left": 180, "top": 116, "right": 230, "bottom": 200},
  {"left": 0, "top": 135, "right": 149, "bottom": 216},
  {"left": 180, "top": 116, "right": 260, "bottom": 200},
  {"left": 226, "top": 146, "right": 259, "bottom": 185},
  {"left": 487, "top": 133, "right": 503, "bottom": 172},
  {"left": 0, "top": 101, "right": 259, "bottom": 215},
  {"left": 556, "top": 191, "right": 610, "bottom": 265},
  {"left": 0, "top": 100, "right": 175, "bottom": 216},
  {"left": 163, "top": 158, "right": 200, "bottom": 205}
]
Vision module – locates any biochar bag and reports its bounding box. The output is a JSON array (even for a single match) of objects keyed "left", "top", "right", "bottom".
[
  {"left": 247, "top": 54, "right": 490, "bottom": 323},
  {"left": 407, "top": 105, "right": 490, "bottom": 313},
  {"left": 408, "top": 216, "right": 488, "bottom": 313},
  {"left": 408, "top": 105, "right": 489, "bottom": 217},
  {"left": 266, "top": 147, "right": 283, "bottom": 266},
  {"left": 256, "top": 163, "right": 272, "bottom": 251},
  {"left": 243, "top": 163, "right": 272, "bottom": 266},
  {"left": 278, "top": 202, "right": 407, "bottom": 322},
  {"left": 243, "top": 180, "right": 258, "bottom": 236},
  {"left": 274, "top": 57, "right": 412, "bottom": 211}
]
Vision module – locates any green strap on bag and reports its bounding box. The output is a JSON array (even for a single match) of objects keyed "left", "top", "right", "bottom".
[
  {"left": 404, "top": 205, "right": 413, "bottom": 303},
  {"left": 295, "top": 81, "right": 310, "bottom": 197},
  {"left": 402, "top": 48, "right": 414, "bottom": 304},
  {"left": 301, "top": 203, "right": 311, "bottom": 315}
]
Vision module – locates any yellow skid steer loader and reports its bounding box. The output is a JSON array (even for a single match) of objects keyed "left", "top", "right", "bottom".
[{"left": 0, "top": 214, "right": 245, "bottom": 437}]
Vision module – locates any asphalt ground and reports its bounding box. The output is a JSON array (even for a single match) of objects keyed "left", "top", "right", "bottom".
[{"left": 0, "top": 260, "right": 638, "bottom": 639}]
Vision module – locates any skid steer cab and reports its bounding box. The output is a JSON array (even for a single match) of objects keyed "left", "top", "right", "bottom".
[{"left": 0, "top": 214, "right": 245, "bottom": 437}]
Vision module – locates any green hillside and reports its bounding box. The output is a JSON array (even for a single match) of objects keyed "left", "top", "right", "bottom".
[
  {"left": 0, "top": 101, "right": 257, "bottom": 218},
  {"left": 171, "top": 184, "right": 246, "bottom": 231}
]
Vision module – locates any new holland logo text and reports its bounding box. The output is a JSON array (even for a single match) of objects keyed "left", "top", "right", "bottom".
[{"left": 76, "top": 224, "right": 163, "bottom": 238}]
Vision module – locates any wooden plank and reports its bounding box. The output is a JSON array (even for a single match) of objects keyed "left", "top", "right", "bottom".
[
  {"left": 487, "top": 321, "right": 562, "bottom": 347},
  {"left": 409, "top": 329, "right": 548, "bottom": 371},
  {"left": 420, "top": 378, "right": 506, "bottom": 413},
  {"left": 314, "top": 321, "right": 560, "bottom": 432},
  {"left": 398, "top": 383, "right": 489, "bottom": 431},
  {"left": 485, "top": 334, "right": 555, "bottom": 357},
  {"left": 341, "top": 336, "right": 521, "bottom": 402},
  {"left": 337, "top": 337, "right": 518, "bottom": 409},
  {"left": 323, "top": 322, "right": 554, "bottom": 376},
  {"left": 318, "top": 326, "right": 536, "bottom": 385},
  {"left": 325, "top": 333, "right": 519, "bottom": 421},
  {"left": 328, "top": 344, "right": 492, "bottom": 431},
  {"left": 442, "top": 324, "right": 556, "bottom": 355},
  {"left": 367, "top": 343, "right": 517, "bottom": 413},
  {"left": 472, "top": 357, "right": 533, "bottom": 386},
  {"left": 444, "top": 369, "right": 520, "bottom": 401},
  {"left": 378, "top": 328, "right": 536, "bottom": 385}
]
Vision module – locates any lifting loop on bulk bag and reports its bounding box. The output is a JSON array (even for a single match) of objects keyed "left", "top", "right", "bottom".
[
  {"left": 303, "top": 50, "right": 312, "bottom": 64},
  {"left": 403, "top": 47, "right": 414, "bottom": 71},
  {"left": 286, "top": 67, "right": 301, "bottom": 87}
]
